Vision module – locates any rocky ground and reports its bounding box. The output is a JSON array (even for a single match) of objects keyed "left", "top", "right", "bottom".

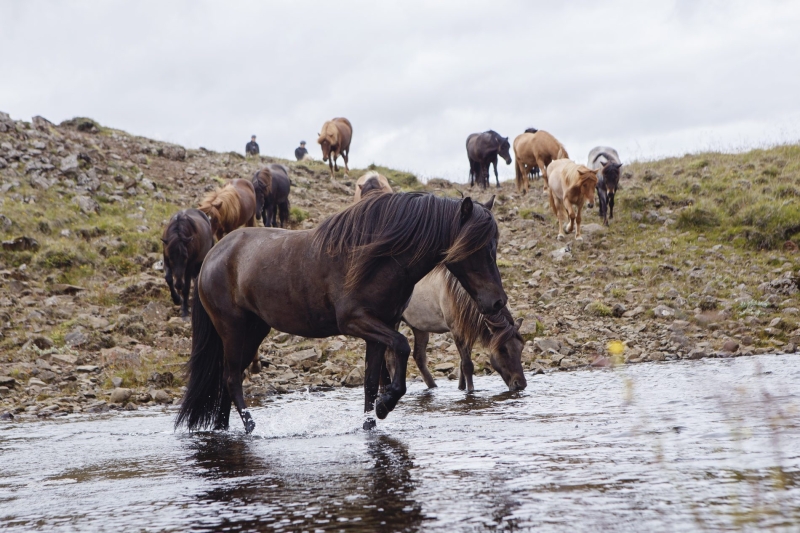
[{"left": 1, "top": 111, "right": 798, "bottom": 422}]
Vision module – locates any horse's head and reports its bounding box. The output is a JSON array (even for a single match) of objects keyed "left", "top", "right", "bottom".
[
  {"left": 251, "top": 169, "right": 272, "bottom": 219},
  {"left": 577, "top": 168, "right": 599, "bottom": 205},
  {"left": 359, "top": 176, "right": 385, "bottom": 199},
  {"left": 603, "top": 162, "right": 623, "bottom": 195},
  {"left": 444, "top": 196, "right": 507, "bottom": 316},
  {"left": 162, "top": 234, "right": 191, "bottom": 291},
  {"left": 317, "top": 123, "right": 337, "bottom": 162},
  {"left": 498, "top": 137, "right": 512, "bottom": 165},
  {"left": 486, "top": 315, "right": 527, "bottom": 391}
]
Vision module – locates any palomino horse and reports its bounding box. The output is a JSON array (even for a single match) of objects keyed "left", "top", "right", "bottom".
[
  {"left": 161, "top": 209, "right": 214, "bottom": 318},
  {"left": 252, "top": 164, "right": 291, "bottom": 228},
  {"left": 198, "top": 179, "right": 257, "bottom": 241},
  {"left": 466, "top": 131, "right": 512, "bottom": 189},
  {"left": 354, "top": 171, "right": 392, "bottom": 202},
  {"left": 175, "top": 193, "right": 506, "bottom": 434},
  {"left": 317, "top": 117, "right": 353, "bottom": 177},
  {"left": 587, "top": 147, "right": 623, "bottom": 226},
  {"left": 546, "top": 159, "right": 599, "bottom": 241},
  {"left": 513, "top": 130, "right": 569, "bottom": 195},
  {"left": 401, "top": 264, "right": 526, "bottom": 392}
]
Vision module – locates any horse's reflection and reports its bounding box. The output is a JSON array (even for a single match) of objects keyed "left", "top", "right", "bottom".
[{"left": 181, "top": 432, "right": 425, "bottom": 532}]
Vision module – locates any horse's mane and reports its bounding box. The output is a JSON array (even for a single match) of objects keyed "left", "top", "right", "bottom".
[
  {"left": 438, "top": 265, "right": 518, "bottom": 353},
  {"left": 317, "top": 121, "right": 339, "bottom": 145},
  {"left": 313, "top": 192, "right": 498, "bottom": 290},
  {"left": 198, "top": 184, "right": 242, "bottom": 228},
  {"left": 524, "top": 127, "right": 538, "bottom": 134},
  {"left": 164, "top": 211, "right": 195, "bottom": 260},
  {"left": 253, "top": 168, "right": 273, "bottom": 197}
]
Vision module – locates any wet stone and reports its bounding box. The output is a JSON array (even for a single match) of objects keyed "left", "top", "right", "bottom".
[
  {"left": 110, "top": 388, "right": 132, "bottom": 404},
  {"left": 152, "top": 390, "right": 171, "bottom": 404},
  {"left": 721, "top": 340, "right": 739, "bottom": 353}
]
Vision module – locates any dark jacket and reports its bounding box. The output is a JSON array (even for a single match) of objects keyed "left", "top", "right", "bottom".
[
  {"left": 246, "top": 141, "right": 260, "bottom": 156},
  {"left": 294, "top": 146, "right": 308, "bottom": 160}
]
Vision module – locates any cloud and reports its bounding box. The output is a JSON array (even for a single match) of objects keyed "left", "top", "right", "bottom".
[{"left": 2, "top": 0, "right": 799, "bottom": 182}]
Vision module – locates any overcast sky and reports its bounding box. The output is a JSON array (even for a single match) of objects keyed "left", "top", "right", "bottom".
[{"left": 2, "top": 1, "right": 799, "bottom": 182}]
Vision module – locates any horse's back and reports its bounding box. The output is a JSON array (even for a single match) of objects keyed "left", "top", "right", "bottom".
[
  {"left": 333, "top": 117, "right": 352, "bottom": 148},
  {"left": 267, "top": 164, "right": 291, "bottom": 200},
  {"left": 546, "top": 159, "right": 573, "bottom": 197},
  {"left": 402, "top": 268, "right": 450, "bottom": 333},
  {"left": 588, "top": 146, "right": 621, "bottom": 169}
]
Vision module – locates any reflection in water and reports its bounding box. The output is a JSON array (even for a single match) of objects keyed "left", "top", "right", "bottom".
[{"left": 182, "top": 432, "right": 424, "bottom": 532}]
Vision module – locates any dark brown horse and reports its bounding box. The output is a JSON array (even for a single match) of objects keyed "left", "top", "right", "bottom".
[
  {"left": 161, "top": 209, "right": 214, "bottom": 318},
  {"left": 466, "top": 130, "right": 512, "bottom": 189},
  {"left": 198, "top": 178, "right": 257, "bottom": 240},
  {"left": 317, "top": 117, "right": 353, "bottom": 177},
  {"left": 176, "top": 193, "right": 506, "bottom": 434},
  {"left": 252, "top": 164, "right": 291, "bottom": 228}
]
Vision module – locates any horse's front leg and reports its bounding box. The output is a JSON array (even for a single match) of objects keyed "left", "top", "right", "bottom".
[
  {"left": 493, "top": 159, "right": 500, "bottom": 187},
  {"left": 342, "top": 315, "right": 411, "bottom": 421},
  {"left": 164, "top": 263, "right": 181, "bottom": 305},
  {"left": 609, "top": 192, "right": 615, "bottom": 221},
  {"left": 454, "top": 335, "right": 475, "bottom": 392},
  {"left": 343, "top": 149, "right": 349, "bottom": 173},
  {"left": 411, "top": 328, "right": 436, "bottom": 388},
  {"left": 180, "top": 270, "right": 192, "bottom": 318},
  {"left": 332, "top": 150, "right": 340, "bottom": 172}
]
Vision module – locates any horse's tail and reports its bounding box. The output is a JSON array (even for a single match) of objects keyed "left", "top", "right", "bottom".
[{"left": 175, "top": 283, "right": 226, "bottom": 431}]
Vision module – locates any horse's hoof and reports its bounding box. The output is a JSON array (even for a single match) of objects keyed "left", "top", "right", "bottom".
[
  {"left": 181, "top": 314, "right": 190, "bottom": 322},
  {"left": 242, "top": 411, "right": 255, "bottom": 434},
  {"left": 375, "top": 399, "right": 390, "bottom": 420},
  {"left": 576, "top": 236, "right": 584, "bottom": 241},
  {"left": 557, "top": 235, "right": 565, "bottom": 241},
  {"left": 363, "top": 417, "right": 376, "bottom": 430},
  {"left": 172, "top": 297, "right": 181, "bottom": 305}
]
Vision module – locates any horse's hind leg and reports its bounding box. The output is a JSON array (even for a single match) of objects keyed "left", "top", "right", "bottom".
[
  {"left": 222, "top": 314, "right": 270, "bottom": 434},
  {"left": 410, "top": 327, "right": 436, "bottom": 388},
  {"left": 164, "top": 263, "right": 181, "bottom": 305},
  {"left": 278, "top": 201, "right": 289, "bottom": 228},
  {"left": 343, "top": 149, "right": 349, "bottom": 173},
  {"left": 180, "top": 269, "right": 192, "bottom": 318}
]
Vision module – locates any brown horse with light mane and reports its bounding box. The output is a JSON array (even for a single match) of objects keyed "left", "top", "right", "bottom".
[
  {"left": 175, "top": 192, "right": 506, "bottom": 434},
  {"left": 400, "top": 264, "right": 526, "bottom": 392},
  {"left": 354, "top": 171, "right": 392, "bottom": 202},
  {"left": 513, "top": 130, "right": 569, "bottom": 195},
  {"left": 198, "top": 179, "right": 257, "bottom": 241},
  {"left": 546, "top": 159, "right": 598, "bottom": 241},
  {"left": 317, "top": 117, "right": 353, "bottom": 177}
]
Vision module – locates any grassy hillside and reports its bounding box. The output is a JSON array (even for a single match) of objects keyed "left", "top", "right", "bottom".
[{"left": 0, "top": 111, "right": 798, "bottom": 419}]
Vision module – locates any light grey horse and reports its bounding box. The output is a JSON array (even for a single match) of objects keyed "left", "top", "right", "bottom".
[
  {"left": 398, "top": 265, "right": 526, "bottom": 392},
  {"left": 587, "top": 146, "right": 623, "bottom": 226}
]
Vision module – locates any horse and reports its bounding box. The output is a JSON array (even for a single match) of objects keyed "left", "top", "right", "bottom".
[
  {"left": 546, "top": 159, "right": 599, "bottom": 241},
  {"left": 198, "top": 179, "right": 257, "bottom": 241},
  {"left": 587, "top": 147, "right": 623, "bottom": 226},
  {"left": 354, "top": 171, "right": 392, "bottom": 202},
  {"left": 317, "top": 117, "right": 353, "bottom": 177},
  {"left": 175, "top": 193, "right": 506, "bottom": 434},
  {"left": 400, "top": 264, "right": 526, "bottom": 392},
  {"left": 466, "top": 130, "right": 512, "bottom": 188},
  {"left": 161, "top": 209, "right": 214, "bottom": 318},
  {"left": 252, "top": 164, "right": 291, "bottom": 228},
  {"left": 513, "top": 130, "right": 569, "bottom": 195}
]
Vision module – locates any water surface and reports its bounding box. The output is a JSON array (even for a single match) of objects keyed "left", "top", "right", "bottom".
[{"left": 2, "top": 354, "right": 799, "bottom": 531}]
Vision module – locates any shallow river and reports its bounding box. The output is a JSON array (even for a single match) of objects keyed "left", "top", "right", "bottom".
[{"left": 2, "top": 354, "right": 799, "bottom": 532}]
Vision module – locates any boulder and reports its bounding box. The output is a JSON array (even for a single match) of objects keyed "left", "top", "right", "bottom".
[
  {"left": 286, "top": 348, "right": 319, "bottom": 369},
  {"left": 64, "top": 328, "right": 88, "bottom": 347},
  {"left": 60, "top": 154, "right": 80, "bottom": 176},
  {"left": 434, "top": 362, "right": 455, "bottom": 373},
  {"left": 534, "top": 337, "right": 561, "bottom": 354},
  {"left": 72, "top": 195, "right": 100, "bottom": 215},
  {"left": 31, "top": 116, "right": 54, "bottom": 131},
  {"left": 158, "top": 145, "right": 186, "bottom": 161},
  {"left": 50, "top": 353, "right": 77, "bottom": 366},
  {"left": 721, "top": 340, "right": 739, "bottom": 353},
  {"left": 652, "top": 305, "right": 675, "bottom": 318},
  {"left": 152, "top": 389, "right": 171, "bottom": 404},
  {"left": 0, "top": 376, "right": 17, "bottom": 388},
  {"left": 343, "top": 366, "right": 364, "bottom": 387},
  {"left": 109, "top": 388, "right": 132, "bottom": 404}
]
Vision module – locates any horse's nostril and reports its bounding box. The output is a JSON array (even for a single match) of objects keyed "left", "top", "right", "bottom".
[{"left": 492, "top": 299, "right": 504, "bottom": 312}]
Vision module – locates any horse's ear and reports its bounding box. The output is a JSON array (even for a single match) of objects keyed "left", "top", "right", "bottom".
[
  {"left": 211, "top": 199, "right": 223, "bottom": 208},
  {"left": 460, "top": 197, "right": 474, "bottom": 223},
  {"left": 514, "top": 317, "right": 523, "bottom": 331},
  {"left": 357, "top": 183, "right": 362, "bottom": 190},
  {"left": 483, "top": 195, "right": 495, "bottom": 211}
]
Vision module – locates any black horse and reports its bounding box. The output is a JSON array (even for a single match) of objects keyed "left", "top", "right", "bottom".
[
  {"left": 161, "top": 209, "right": 214, "bottom": 318},
  {"left": 587, "top": 147, "right": 623, "bottom": 226},
  {"left": 466, "top": 130, "right": 512, "bottom": 188},
  {"left": 252, "top": 164, "right": 291, "bottom": 228}
]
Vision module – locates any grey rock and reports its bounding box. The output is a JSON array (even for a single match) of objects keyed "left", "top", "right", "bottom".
[
  {"left": 72, "top": 195, "right": 99, "bottom": 215},
  {"left": 612, "top": 303, "right": 627, "bottom": 317},
  {"left": 721, "top": 340, "right": 739, "bottom": 353},
  {"left": 623, "top": 305, "right": 646, "bottom": 318},
  {"left": 60, "top": 154, "right": 80, "bottom": 176},
  {"left": 324, "top": 340, "right": 345, "bottom": 356},
  {"left": 28, "top": 377, "right": 47, "bottom": 387},
  {"left": 434, "top": 362, "right": 455, "bottom": 372},
  {"left": 110, "top": 388, "right": 132, "bottom": 404},
  {"left": 50, "top": 353, "right": 77, "bottom": 365},
  {"left": 287, "top": 348, "right": 319, "bottom": 369},
  {"left": 159, "top": 145, "right": 186, "bottom": 161},
  {"left": 653, "top": 305, "right": 675, "bottom": 318},
  {"left": 64, "top": 328, "right": 88, "bottom": 347},
  {"left": 535, "top": 337, "right": 561, "bottom": 354},
  {"left": 0, "top": 376, "right": 17, "bottom": 388},
  {"left": 29, "top": 174, "right": 51, "bottom": 190},
  {"left": 76, "top": 365, "right": 100, "bottom": 373},
  {"left": 31, "top": 116, "right": 54, "bottom": 131},
  {"left": 152, "top": 389, "right": 171, "bottom": 404},
  {"left": 686, "top": 349, "right": 705, "bottom": 360},
  {"left": 38, "top": 370, "right": 57, "bottom": 383},
  {"left": 343, "top": 366, "right": 364, "bottom": 387},
  {"left": 111, "top": 376, "right": 124, "bottom": 387}
]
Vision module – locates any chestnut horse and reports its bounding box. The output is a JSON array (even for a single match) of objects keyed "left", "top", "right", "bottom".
[
  {"left": 175, "top": 193, "right": 506, "bottom": 434},
  {"left": 317, "top": 117, "right": 353, "bottom": 177},
  {"left": 587, "top": 147, "right": 623, "bottom": 226},
  {"left": 252, "top": 164, "right": 291, "bottom": 228},
  {"left": 198, "top": 179, "right": 257, "bottom": 241},
  {"left": 161, "top": 209, "right": 214, "bottom": 318},
  {"left": 546, "top": 159, "right": 599, "bottom": 241},
  {"left": 513, "top": 130, "right": 569, "bottom": 195},
  {"left": 354, "top": 171, "right": 392, "bottom": 202},
  {"left": 401, "top": 264, "right": 526, "bottom": 392}
]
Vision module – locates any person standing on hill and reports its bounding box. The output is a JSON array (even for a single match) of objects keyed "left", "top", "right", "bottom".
[
  {"left": 246, "top": 135, "right": 260, "bottom": 157},
  {"left": 295, "top": 140, "right": 308, "bottom": 161}
]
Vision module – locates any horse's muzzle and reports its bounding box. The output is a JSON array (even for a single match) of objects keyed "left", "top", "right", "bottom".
[{"left": 509, "top": 375, "right": 527, "bottom": 391}]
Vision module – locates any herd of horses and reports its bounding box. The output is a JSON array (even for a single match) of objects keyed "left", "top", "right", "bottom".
[{"left": 160, "top": 116, "right": 622, "bottom": 434}]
